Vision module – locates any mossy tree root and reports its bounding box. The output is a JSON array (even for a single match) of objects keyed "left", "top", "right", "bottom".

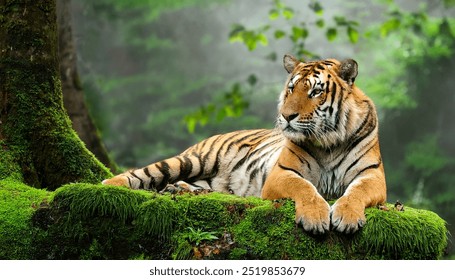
[{"left": 0, "top": 0, "right": 111, "bottom": 189}]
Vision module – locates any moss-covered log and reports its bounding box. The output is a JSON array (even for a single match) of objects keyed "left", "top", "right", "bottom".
[
  {"left": 0, "top": 181, "right": 447, "bottom": 260},
  {"left": 0, "top": 0, "right": 111, "bottom": 189},
  {"left": 0, "top": 1, "right": 449, "bottom": 261}
]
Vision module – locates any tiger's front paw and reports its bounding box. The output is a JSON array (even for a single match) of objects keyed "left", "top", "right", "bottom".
[
  {"left": 295, "top": 198, "right": 330, "bottom": 235},
  {"left": 102, "top": 175, "right": 130, "bottom": 188},
  {"left": 330, "top": 199, "right": 366, "bottom": 234}
]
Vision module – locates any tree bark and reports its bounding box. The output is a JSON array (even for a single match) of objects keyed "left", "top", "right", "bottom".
[
  {"left": 56, "top": 0, "right": 116, "bottom": 172},
  {"left": 0, "top": 0, "right": 111, "bottom": 189}
]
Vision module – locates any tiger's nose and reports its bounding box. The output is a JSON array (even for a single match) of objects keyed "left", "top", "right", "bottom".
[{"left": 282, "top": 113, "right": 299, "bottom": 122}]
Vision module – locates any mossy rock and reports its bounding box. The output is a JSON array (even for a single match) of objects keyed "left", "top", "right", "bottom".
[{"left": 0, "top": 182, "right": 448, "bottom": 259}]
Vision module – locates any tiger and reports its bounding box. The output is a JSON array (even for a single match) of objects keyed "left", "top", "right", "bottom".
[{"left": 102, "top": 54, "right": 387, "bottom": 234}]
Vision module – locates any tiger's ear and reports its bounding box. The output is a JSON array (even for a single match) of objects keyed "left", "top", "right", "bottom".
[
  {"left": 339, "top": 59, "right": 358, "bottom": 86},
  {"left": 283, "top": 54, "right": 301, "bottom": 73}
]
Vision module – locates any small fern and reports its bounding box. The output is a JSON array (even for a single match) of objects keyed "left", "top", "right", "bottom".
[{"left": 182, "top": 227, "right": 219, "bottom": 246}]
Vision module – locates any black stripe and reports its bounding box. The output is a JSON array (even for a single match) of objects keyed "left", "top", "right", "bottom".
[
  {"left": 189, "top": 151, "right": 204, "bottom": 180},
  {"left": 246, "top": 137, "right": 283, "bottom": 170},
  {"left": 175, "top": 156, "right": 193, "bottom": 182},
  {"left": 329, "top": 82, "right": 337, "bottom": 109},
  {"left": 142, "top": 167, "right": 156, "bottom": 190},
  {"left": 143, "top": 167, "right": 151, "bottom": 177},
  {"left": 231, "top": 130, "right": 272, "bottom": 172},
  {"left": 148, "top": 175, "right": 156, "bottom": 190},
  {"left": 129, "top": 171, "right": 144, "bottom": 189},
  {"left": 285, "top": 146, "right": 311, "bottom": 171},
  {"left": 200, "top": 135, "right": 223, "bottom": 169},
  {"left": 347, "top": 109, "right": 375, "bottom": 152},
  {"left": 334, "top": 85, "right": 343, "bottom": 130},
  {"left": 156, "top": 161, "right": 171, "bottom": 191},
  {"left": 346, "top": 161, "right": 381, "bottom": 188},
  {"left": 299, "top": 143, "right": 320, "bottom": 167},
  {"left": 278, "top": 163, "right": 304, "bottom": 178},
  {"left": 316, "top": 64, "right": 325, "bottom": 70},
  {"left": 226, "top": 130, "right": 268, "bottom": 156},
  {"left": 248, "top": 168, "right": 259, "bottom": 186},
  {"left": 333, "top": 114, "right": 376, "bottom": 171},
  {"left": 195, "top": 135, "right": 211, "bottom": 154},
  {"left": 211, "top": 132, "right": 244, "bottom": 177},
  {"left": 344, "top": 139, "right": 378, "bottom": 175}
]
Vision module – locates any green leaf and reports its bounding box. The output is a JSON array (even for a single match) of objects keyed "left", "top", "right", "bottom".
[
  {"left": 265, "top": 52, "right": 277, "bottom": 61},
  {"left": 291, "top": 26, "right": 308, "bottom": 42},
  {"left": 316, "top": 19, "right": 325, "bottom": 28},
  {"left": 380, "top": 18, "right": 401, "bottom": 37},
  {"left": 274, "top": 0, "right": 285, "bottom": 9},
  {"left": 283, "top": 7, "right": 294, "bottom": 19},
  {"left": 258, "top": 33, "right": 268, "bottom": 46},
  {"left": 229, "top": 24, "right": 245, "bottom": 40},
  {"left": 309, "top": 1, "right": 323, "bottom": 16},
  {"left": 326, "top": 28, "right": 337, "bottom": 41},
  {"left": 334, "top": 16, "right": 348, "bottom": 26},
  {"left": 274, "top": 30, "right": 286, "bottom": 39},
  {"left": 247, "top": 74, "right": 258, "bottom": 86},
  {"left": 184, "top": 116, "right": 197, "bottom": 133},
  {"left": 347, "top": 26, "right": 359, "bottom": 43},
  {"left": 269, "top": 9, "right": 280, "bottom": 20},
  {"left": 244, "top": 31, "right": 258, "bottom": 51}
]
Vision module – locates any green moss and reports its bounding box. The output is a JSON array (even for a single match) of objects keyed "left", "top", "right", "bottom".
[
  {"left": 0, "top": 178, "right": 50, "bottom": 259},
  {"left": 172, "top": 192, "right": 263, "bottom": 231},
  {"left": 136, "top": 195, "right": 177, "bottom": 239},
  {"left": 0, "top": 142, "right": 23, "bottom": 182},
  {"left": 232, "top": 200, "right": 346, "bottom": 259},
  {"left": 31, "top": 183, "right": 152, "bottom": 259},
  {"left": 352, "top": 205, "right": 448, "bottom": 259},
  {"left": 51, "top": 183, "right": 150, "bottom": 224},
  {"left": 27, "top": 185, "right": 449, "bottom": 259}
]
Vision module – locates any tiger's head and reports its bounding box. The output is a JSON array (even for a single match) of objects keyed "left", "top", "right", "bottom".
[{"left": 277, "top": 54, "right": 360, "bottom": 148}]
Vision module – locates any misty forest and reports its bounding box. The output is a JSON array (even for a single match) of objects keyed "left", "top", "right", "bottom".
[{"left": 0, "top": 0, "right": 454, "bottom": 259}]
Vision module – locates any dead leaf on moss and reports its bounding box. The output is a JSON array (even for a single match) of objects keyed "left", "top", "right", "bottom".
[
  {"left": 191, "top": 231, "right": 236, "bottom": 259},
  {"left": 193, "top": 247, "right": 203, "bottom": 259},
  {"left": 227, "top": 205, "right": 236, "bottom": 214}
]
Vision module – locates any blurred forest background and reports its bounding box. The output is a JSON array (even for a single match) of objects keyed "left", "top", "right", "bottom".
[{"left": 63, "top": 0, "right": 454, "bottom": 256}]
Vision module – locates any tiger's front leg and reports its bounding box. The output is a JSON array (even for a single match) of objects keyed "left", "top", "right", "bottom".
[
  {"left": 330, "top": 166, "right": 387, "bottom": 233},
  {"left": 262, "top": 164, "right": 330, "bottom": 235}
]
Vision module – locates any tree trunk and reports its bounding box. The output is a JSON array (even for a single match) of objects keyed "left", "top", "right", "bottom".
[
  {"left": 0, "top": 0, "right": 111, "bottom": 190},
  {"left": 56, "top": 0, "right": 116, "bottom": 172}
]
